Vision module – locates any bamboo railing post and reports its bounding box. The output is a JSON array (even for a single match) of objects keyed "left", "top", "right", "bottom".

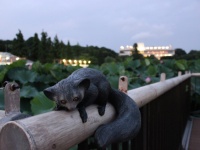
[
  {"left": 4, "top": 82, "right": 20, "bottom": 115},
  {"left": 0, "top": 82, "right": 20, "bottom": 128},
  {"left": 119, "top": 76, "right": 128, "bottom": 93},
  {"left": 160, "top": 73, "right": 166, "bottom": 82},
  {"left": 178, "top": 71, "right": 182, "bottom": 76},
  {"left": 0, "top": 82, "right": 29, "bottom": 130},
  {"left": 119, "top": 76, "right": 130, "bottom": 150}
]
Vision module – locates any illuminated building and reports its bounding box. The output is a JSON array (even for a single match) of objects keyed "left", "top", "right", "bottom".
[
  {"left": 119, "top": 43, "right": 175, "bottom": 59},
  {"left": 0, "top": 52, "right": 20, "bottom": 65}
]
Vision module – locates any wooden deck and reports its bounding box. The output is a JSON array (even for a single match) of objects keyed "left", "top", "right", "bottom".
[{"left": 188, "top": 118, "right": 200, "bottom": 150}]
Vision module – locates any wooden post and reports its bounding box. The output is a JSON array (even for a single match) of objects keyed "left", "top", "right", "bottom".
[
  {"left": 160, "top": 73, "right": 166, "bottom": 82},
  {"left": 4, "top": 82, "right": 20, "bottom": 115},
  {"left": 0, "top": 82, "right": 29, "bottom": 130},
  {"left": 178, "top": 71, "right": 182, "bottom": 76},
  {"left": 0, "top": 82, "right": 21, "bottom": 128},
  {"left": 118, "top": 76, "right": 128, "bottom": 93},
  {"left": 119, "top": 76, "right": 130, "bottom": 149},
  {"left": 0, "top": 104, "right": 116, "bottom": 150}
]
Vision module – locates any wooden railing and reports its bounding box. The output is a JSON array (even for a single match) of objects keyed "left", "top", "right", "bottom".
[
  {"left": 131, "top": 73, "right": 191, "bottom": 150},
  {"left": 0, "top": 72, "right": 194, "bottom": 150}
]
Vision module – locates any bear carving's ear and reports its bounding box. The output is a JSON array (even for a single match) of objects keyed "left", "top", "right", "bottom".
[
  {"left": 78, "top": 79, "right": 90, "bottom": 90},
  {"left": 43, "top": 87, "right": 55, "bottom": 101}
]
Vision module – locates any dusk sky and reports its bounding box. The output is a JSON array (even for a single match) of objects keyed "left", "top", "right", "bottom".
[{"left": 1, "top": 0, "right": 200, "bottom": 53}]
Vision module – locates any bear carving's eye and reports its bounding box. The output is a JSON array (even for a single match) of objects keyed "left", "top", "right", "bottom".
[
  {"left": 73, "top": 97, "right": 79, "bottom": 102},
  {"left": 60, "top": 100, "right": 66, "bottom": 104}
]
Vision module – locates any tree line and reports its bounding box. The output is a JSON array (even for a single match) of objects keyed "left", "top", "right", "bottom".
[
  {"left": 0, "top": 30, "right": 118, "bottom": 65},
  {"left": 171, "top": 48, "right": 200, "bottom": 60},
  {"left": 0, "top": 31, "right": 200, "bottom": 65}
]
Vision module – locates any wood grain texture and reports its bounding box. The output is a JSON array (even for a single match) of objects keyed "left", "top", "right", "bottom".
[
  {"left": 0, "top": 110, "right": 5, "bottom": 119},
  {"left": 188, "top": 118, "right": 200, "bottom": 150},
  {"left": 0, "top": 104, "right": 116, "bottom": 150},
  {"left": 128, "top": 74, "right": 191, "bottom": 107}
]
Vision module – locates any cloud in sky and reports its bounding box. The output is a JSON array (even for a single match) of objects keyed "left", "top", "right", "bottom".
[{"left": 1, "top": 0, "right": 200, "bottom": 52}]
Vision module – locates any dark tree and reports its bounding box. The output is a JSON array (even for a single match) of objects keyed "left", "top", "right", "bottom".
[
  {"left": 0, "top": 40, "right": 12, "bottom": 52},
  {"left": 132, "top": 43, "right": 143, "bottom": 60},
  {"left": 73, "top": 43, "right": 81, "bottom": 59},
  {"left": 46, "top": 37, "right": 53, "bottom": 63},
  {"left": 39, "top": 32, "right": 50, "bottom": 63},
  {"left": 60, "top": 41, "right": 66, "bottom": 59},
  {"left": 52, "top": 35, "right": 61, "bottom": 60},
  {"left": 0, "top": 40, "right": 4, "bottom": 51},
  {"left": 188, "top": 50, "right": 200, "bottom": 55},
  {"left": 32, "top": 33, "right": 40, "bottom": 61},
  {"left": 12, "top": 30, "right": 28, "bottom": 57},
  {"left": 66, "top": 41, "right": 73, "bottom": 59},
  {"left": 133, "top": 43, "right": 138, "bottom": 54},
  {"left": 25, "top": 33, "right": 40, "bottom": 61},
  {"left": 174, "top": 48, "right": 187, "bottom": 56}
]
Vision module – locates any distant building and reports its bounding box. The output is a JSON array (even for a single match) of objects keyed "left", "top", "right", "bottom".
[
  {"left": 0, "top": 52, "right": 33, "bottom": 67},
  {"left": 0, "top": 52, "right": 20, "bottom": 65},
  {"left": 119, "top": 43, "right": 175, "bottom": 59}
]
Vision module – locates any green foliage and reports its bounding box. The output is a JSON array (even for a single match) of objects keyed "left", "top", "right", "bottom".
[
  {"left": 0, "top": 67, "right": 8, "bottom": 83},
  {"left": 0, "top": 90, "right": 4, "bottom": 110},
  {"left": 8, "top": 69, "right": 38, "bottom": 84},
  {"left": 31, "top": 92, "right": 55, "bottom": 115},
  {"left": 147, "top": 65, "right": 157, "bottom": 76},
  {"left": 175, "top": 60, "right": 188, "bottom": 71},
  {"left": 20, "top": 86, "right": 39, "bottom": 98},
  {"left": 0, "top": 57, "right": 200, "bottom": 116}
]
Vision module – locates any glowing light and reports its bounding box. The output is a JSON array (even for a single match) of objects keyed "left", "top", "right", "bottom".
[
  {"left": 68, "top": 59, "right": 72, "bottom": 63},
  {"left": 16, "top": 57, "right": 19, "bottom": 60},
  {"left": 62, "top": 59, "right": 66, "bottom": 63},
  {"left": 120, "top": 46, "right": 124, "bottom": 50}
]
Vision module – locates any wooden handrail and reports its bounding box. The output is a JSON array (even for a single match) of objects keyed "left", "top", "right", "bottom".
[
  {"left": 0, "top": 104, "right": 116, "bottom": 150},
  {"left": 129, "top": 73, "right": 191, "bottom": 107},
  {"left": 0, "top": 73, "right": 192, "bottom": 150},
  {"left": 191, "top": 73, "right": 200, "bottom": 76}
]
